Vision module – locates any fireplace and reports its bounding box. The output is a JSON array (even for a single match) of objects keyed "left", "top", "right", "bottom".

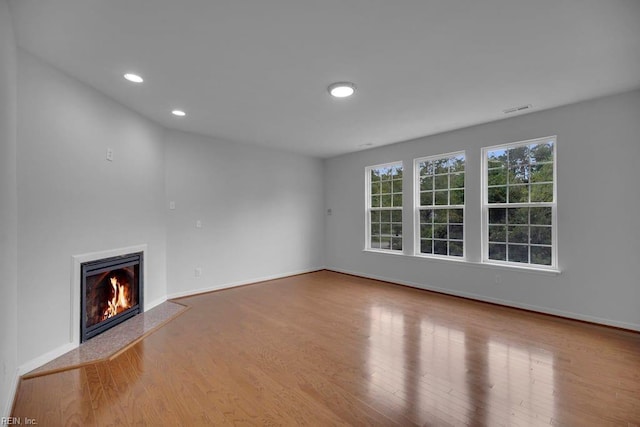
[{"left": 80, "top": 252, "right": 143, "bottom": 342}]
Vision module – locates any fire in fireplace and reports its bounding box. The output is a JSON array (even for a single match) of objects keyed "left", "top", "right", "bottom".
[{"left": 81, "top": 252, "right": 143, "bottom": 342}]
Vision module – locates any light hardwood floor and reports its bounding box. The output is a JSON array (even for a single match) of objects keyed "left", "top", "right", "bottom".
[{"left": 12, "top": 270, "right": 640, "bottom": 426}]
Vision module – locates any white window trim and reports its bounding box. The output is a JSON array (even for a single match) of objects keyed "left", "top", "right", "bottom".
[
  {"left": 413, "top": 151, "right": 466, "bottom": 260},
  {"left": 365, "top": 161, "right": 404, "bottom": 253},
  {"left": 361, "top": 249, "right": 561, "bottom": 276},
  {"left": 481, "top": 136, "right": 558, "bottom": 270}
]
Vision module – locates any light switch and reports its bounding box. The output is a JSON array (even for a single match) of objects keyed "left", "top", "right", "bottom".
[{"left": 169, "top": 201, "right": 176, "bottom": 210}]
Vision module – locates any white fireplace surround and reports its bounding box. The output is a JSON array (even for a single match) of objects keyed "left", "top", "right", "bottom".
[{"left": 70, "top": 244, "right": 148, "bottom": 348}]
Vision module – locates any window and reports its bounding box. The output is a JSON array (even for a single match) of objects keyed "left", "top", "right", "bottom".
[
  {"left": 366, "top": 162, "right": 403, "bottom": 251},
  {"left": 415, "top": 152, "right": 465, "bottom": 258},
  {"left": 483, "top": 136, "right": 557, "bottom": 268}
]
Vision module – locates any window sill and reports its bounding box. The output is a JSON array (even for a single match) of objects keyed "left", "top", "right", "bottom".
[
  {"left": 363, "top": 249, "right": 562, "bottom": 276},
  {"left": 473, "top": 260, "right": 561, "bottom": 276},
  {"left": 363, "top": 248, "right": 405, "bottom": 257}
]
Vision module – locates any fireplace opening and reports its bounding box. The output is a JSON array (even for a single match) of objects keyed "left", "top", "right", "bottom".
[{"left": 81, "top": 252, "right": 143, "bottom": 342}]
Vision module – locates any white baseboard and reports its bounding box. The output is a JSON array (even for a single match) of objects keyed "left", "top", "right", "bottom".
[
  {"left": 2, "top": 367, "right": 19, "bottom": 418},
  {"left": 144, "top": 296, "right": 167, "bottom": 311},
  {"left": 167, "top": 267, "right": 324, "bottom": 300},
  {"left": 17, "top": 296, "right": 167, "bottom": 379},
  {"left": 13, "top": 267, "right": 322, "bottom": 386},
  {"left": 18, "top": 342, "right": 77, "bottom": 377},
  {"left": 328, "top": 267, "right": 640, "bottom": 332}
]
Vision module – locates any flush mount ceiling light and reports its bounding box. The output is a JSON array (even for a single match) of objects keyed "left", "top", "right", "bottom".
[
  {"left": 328, "top": 82, "right": 356, "bottom": 98},
  {"left": 123, "top": 73, "right": 143, "bottom": 83},
  {"left": 171, "top": 109, "right": 186, "bottom": 117}
]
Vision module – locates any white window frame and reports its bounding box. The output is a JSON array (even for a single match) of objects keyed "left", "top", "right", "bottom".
[
  {"left": 365, "top": 161, "right": 403, "bottom": 253},
  {"left": 481, "top": 136, "right": 558, "bottom": 270},
  {"left": 414, "top": 151, "right": 466, "bottom": 259}
]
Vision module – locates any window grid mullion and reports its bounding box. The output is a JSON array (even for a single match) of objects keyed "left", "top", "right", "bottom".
[
  {"left": 366, "top": 162, "right": 403, "bottom": 252},
  {"left": 484, "top": 136, "right": 556, "bottom": 268},
  {"left": 415, "top": 152, "right": 465, "bottom": 259}
]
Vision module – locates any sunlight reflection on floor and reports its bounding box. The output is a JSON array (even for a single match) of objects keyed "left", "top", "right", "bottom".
[{"left": 366, "top": 303, "right": 555, "bottom": 424}]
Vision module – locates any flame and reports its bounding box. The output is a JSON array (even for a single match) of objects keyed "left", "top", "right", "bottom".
[{"left": 102, "top": 276, "right": 132, "bottom": 320}]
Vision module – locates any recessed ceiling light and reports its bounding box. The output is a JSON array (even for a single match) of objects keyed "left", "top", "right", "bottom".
[
  {"left": 171, "top": 110, "right": 186, "bottom": 117},
  {"left": 328, "top": 82, "right": 356, "bottom": 98},
  {"left": 123, "top": 73, "right": 143, "bottom": 83}
]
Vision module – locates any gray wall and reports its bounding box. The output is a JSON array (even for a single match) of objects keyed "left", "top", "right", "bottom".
[
  {"left": 325, "top": 90, "right": 640, "bottom": 330},
  {"left": 16, "top": 50, "right": 168, "bottom": 365},
  {"left": 12, "top": 48, "right": 326, "bottom": 375},
  {"left": 4, "top": 2, "right": 638, "bottom": 412},
  {"left": 164, "top": 130, "right": 325, "bottom": 297},
  {"left": 0, "top": 0, "right": 19, "bottom": 417}
]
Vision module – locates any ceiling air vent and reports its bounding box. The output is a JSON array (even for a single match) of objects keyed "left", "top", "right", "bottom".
[{"left": 503, "top": 104, "right": 532, "bottom": 114}]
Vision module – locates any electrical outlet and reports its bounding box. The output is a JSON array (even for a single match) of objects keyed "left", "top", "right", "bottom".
[
  {"left": 106, "top": 147, "right": 114, "bottom": 161},
  {"left": 495, "top": 273, "right": 502, "bottom": 284},
  {"left": 169, "top": 201, "right": 176, "bottom": 210},
  {"left": 194, "top": 267, "right": 202, "bottom": 278},
  {"left": 196, "top": 220, "right": 202, "bottom": 228}
]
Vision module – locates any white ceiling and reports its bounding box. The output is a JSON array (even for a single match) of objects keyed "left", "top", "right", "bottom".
[{"left": 8, "top": 0, "right": 640, "bottom": 158}]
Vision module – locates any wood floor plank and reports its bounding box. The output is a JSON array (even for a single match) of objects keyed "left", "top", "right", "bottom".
[
  {"left": 12, "top": 271, "right": 640, "bottom": 426},
  {"left": 107, "top": 351, "right": 153, "bottom": 426},
  {"left": 59, "top": 368, "right": 97, "bottom": 426},
  {"left": 92, "top": 362, "right": 130, "bottom": 426}
]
